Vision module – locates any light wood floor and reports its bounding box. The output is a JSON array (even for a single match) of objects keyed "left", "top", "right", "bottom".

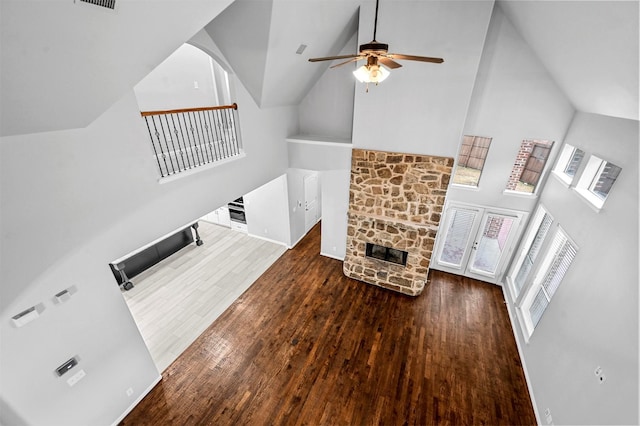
[
  {"left": 122, "top": 221, "right": 288, "bottom": 372},
  {"left": 122, "top": 222, "right": 536, "bottom": 425}
]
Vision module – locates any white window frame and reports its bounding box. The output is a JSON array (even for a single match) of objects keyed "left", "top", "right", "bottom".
[
  {"left": 506, "top": 205, "right": 554, "bottom": 302},
  {"left": 452, "top": 135, "right": 493, "bottom": 188},
  {"left": 552, "top": 144, "right": 585, "bottom": 186},
  {"left": 574, "top": 155, "right": 621, "bottom": 210},
  {"left": 517, "top": 226, "right": 578, "bottom": 340},
  {"left": 503, "top": 139, "right": 555, "bottom": 197}
]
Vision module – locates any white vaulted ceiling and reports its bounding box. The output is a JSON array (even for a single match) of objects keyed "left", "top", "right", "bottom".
[
  {"left": 205, "top": 0, "right": 360, "bottom": 108},
  {"left": 1, "top": 0, "right": 637, "bottom": 137},
  {"left": 208, "top": 0, "right": 638, "bottom": 120},
  {"left": 498, "top": 0, "right": 639, "bottom": 121}
]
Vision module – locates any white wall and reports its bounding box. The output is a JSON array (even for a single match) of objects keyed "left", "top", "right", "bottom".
[
  {"left": 448, "top": 4, "right": 575, "bottom": 213},
  {"left": 204, "top": 0, "right": 273, "bottom": 107},
  {"left": 297, "top": 32, "right": 357, "bottom": 140},
  {"left": 320, "top": 169, "right": 351, "bottom": 260},
  {"left": 134, "top": 43, "right": 222, "bottom": 111},
  {"left": 0, "top": 49, "right": 296, "bottom": 426},
  {"left": 352, "top": 1, "right": 494, "bottom": 158},
  {"left": 287, "top": 138, "right": 353, "bottom": 171},
  {"left": 505, "top": 112, "right": 639, "bottom": 425},
  {"left": 245, "top": 174, "right": 292, "bottom": 247}
]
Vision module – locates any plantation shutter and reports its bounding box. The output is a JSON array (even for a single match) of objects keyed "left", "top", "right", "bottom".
[
  {"left": 438, "top": 208, "right": 477, "bottom": 267},
  {"left": 514, "top": 212, "right": 553, "bottom": 293},
  {"left": 541, "top": 233, "right": 577, "bottom": 298},
  {"left": 527, "top": 229, "right": 577, "bottom": 330},
  {"left": 529, "top": 288, "right": 549, "bottom": 328}
]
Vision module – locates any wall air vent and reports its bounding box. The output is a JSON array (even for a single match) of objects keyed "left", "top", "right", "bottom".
[{"left": 79, "top": 0, "right": 116, "bottom": 10}]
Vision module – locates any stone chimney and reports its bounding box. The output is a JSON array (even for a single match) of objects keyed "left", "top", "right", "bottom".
[{"left": 343, "top": 149, "right": 453, "bottom": 296}]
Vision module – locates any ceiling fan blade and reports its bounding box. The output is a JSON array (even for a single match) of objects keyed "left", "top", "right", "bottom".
[
  {"left": 330, "top": 56, "right": 365, "bottom": 69},
  {"left": 308, "top": 54, "right": 361, "bottom": 63},
  {"left": 387, "top": 53, "right": 444, "bottom": 64},
  {"left": 378, "top": 57, "right": 402, "bottom": 69}
]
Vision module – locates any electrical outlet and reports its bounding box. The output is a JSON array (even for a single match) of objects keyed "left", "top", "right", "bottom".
[
  {"left": 126, "top": 387, "right": 134, "bottom": 397},
  {"left": 66, "top": 369, "right": 86, "bottom": 387}
]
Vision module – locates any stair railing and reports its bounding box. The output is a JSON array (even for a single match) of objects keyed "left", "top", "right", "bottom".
[{"left": 140, "top": 103, "right": 241, "bottom": 178}]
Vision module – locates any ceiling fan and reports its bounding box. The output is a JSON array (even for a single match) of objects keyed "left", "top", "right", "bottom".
[{"left": 308, "top": 0, "right": 444, "bottom": 86}]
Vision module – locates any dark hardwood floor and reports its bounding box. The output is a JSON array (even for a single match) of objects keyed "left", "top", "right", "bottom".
[{"left": 122, "top": 223, "right": 535, "bottom": 425}]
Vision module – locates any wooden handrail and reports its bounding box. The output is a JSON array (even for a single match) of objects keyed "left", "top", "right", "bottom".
[{"left": 140, "top": 103, "right": 238, "bottom": 117}]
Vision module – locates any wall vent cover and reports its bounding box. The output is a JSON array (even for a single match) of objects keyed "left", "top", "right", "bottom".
[{"left": 79, "top": 0, "right": 116, "bottom": 10}]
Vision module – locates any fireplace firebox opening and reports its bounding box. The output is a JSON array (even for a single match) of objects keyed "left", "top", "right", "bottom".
[{"left": 365, "top": 243, "right": 408, "bottom": 266}]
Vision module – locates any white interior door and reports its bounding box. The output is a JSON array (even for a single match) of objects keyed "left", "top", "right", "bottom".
[
  {"left": 304, "top": 173, "right": 319, "bottom": 232},
  {"left": 434, "top": 203, "right": 526, "bottom": 284}
]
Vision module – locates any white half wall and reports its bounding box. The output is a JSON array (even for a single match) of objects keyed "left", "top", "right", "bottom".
[{"left": 287, "top": 138, "right": 353, "bottom": 171}]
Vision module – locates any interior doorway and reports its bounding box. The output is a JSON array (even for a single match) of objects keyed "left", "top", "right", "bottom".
[
  {"left": 432, "top": 202, "right": 527, "bottom": 284},
  {"left": 304, "top": 172, "right": 320, "bottom": 232}
]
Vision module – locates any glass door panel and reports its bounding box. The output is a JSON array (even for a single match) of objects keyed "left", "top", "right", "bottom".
[
  {"left": 468, "top": 213, "right": 517, "bottom": 277},
  {"left": 433, "top": 203, "right": 526, "bottom": 284},
  {"left": 436, "top": 206, "right": 481, "bottom": 270}
]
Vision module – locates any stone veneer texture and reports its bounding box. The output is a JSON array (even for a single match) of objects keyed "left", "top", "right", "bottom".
[{"left": 344, "top": 149, "right": 453, "bottom": 296}]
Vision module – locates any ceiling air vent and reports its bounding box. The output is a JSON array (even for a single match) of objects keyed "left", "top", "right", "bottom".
[{"left": 79, "top": 0, "right": 116, "bottom": 10}]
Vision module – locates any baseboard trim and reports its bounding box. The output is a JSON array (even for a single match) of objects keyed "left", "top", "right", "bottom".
[
  {"left": 501, "top": 286, "right": 541, "bottom": 425},
  {"left": 111, "top": 374, "right": 162, "bottom": 426},
  {"left": 320, "top": 251, "right": 344, "bottom": 261},
  {"left": 247, "top": 233, "right": 290, "bottom": 249}
]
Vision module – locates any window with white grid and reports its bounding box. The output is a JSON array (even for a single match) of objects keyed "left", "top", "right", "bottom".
[
  {"left": 520, "top": 227, "right": 577, "bottom": 337},
  {"left": 507, "top": 206, "right": 554, "bottom": 300}
]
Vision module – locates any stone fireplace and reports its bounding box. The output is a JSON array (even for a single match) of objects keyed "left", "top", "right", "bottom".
[{"left": 343, "top": 149, "right": 453, "bottom": 296}]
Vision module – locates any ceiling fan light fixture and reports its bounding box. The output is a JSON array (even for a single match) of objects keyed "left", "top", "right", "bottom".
[{"left": 353, "top": 64, "right": 390, "bottom": 83}]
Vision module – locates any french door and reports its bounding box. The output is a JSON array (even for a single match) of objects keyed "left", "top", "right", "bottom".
[{"left": 433, "top": 202, "right": 527, "bottom": 284}]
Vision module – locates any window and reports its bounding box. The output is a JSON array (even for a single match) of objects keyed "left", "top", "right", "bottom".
[
  {"left": 574, "top": 155, "right": 622, "bottom": 209},
  {"left": 505, "top": 139, "right": 554, "bottom": 194},
  {"left": 520, "top": 228, "right": 577, "bottom": 337},
  {"left": 452, "top": 135, "right": 492, "bottom": 187},
  {"left": 507, "top": 206, "right": 554, "bottom": 299},
  {"left": 553, "top": 144, "right": 585, "bottom": 185}
]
